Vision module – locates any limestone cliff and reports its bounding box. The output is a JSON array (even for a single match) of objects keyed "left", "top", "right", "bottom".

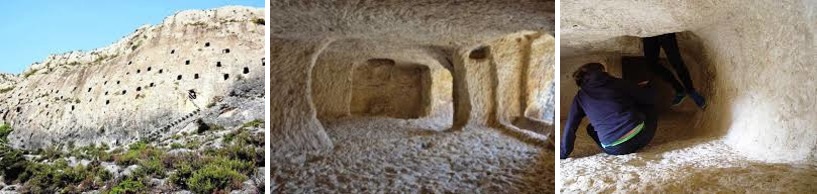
[{"left": 0, "top": 6, "right": 266, "bottom": 150}]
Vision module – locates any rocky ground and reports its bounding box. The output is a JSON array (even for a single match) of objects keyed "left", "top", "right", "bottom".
[
  {"left": 271, "top": 108, "right": 554, "bottom": 193},
  {"left": 560, "top": 110, "right": 817, "bottom": 193},
  {"left": 0, "top": 80, "right": 266, "bottom": 193}
]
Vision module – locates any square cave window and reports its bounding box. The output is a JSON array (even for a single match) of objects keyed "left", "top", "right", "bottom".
[
  {"left": 205, "top": 42, "right": 210, "bottom": 47},
  {"left": 216, "top": 62, "right": 222, "bottom": 67},
  {"left": 194, "top": 74, "right": 200, "bottom": 79},
  {"left": 185, "top": 60, "right": 190, "bottom": 65},
  {"left": 223, "top": 74, "right": 229, "bottom": 80},
  {"left": 243, "top": 67, "right": 249, "bottom": 74}
]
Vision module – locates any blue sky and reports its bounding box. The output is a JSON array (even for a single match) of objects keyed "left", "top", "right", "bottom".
[{"left": 0, "top": 1, "right": 264, "bottom": 74}]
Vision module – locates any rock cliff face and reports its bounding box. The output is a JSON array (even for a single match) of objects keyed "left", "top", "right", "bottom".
[{"left": 0, "top": 6, "right": 265, "bottom": 150}]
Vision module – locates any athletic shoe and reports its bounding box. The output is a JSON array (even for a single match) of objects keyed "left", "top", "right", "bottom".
[
  {"left": 689, "top": 90, "right": 707, "bottom": 109},
  {"left": 671, "top": 92, "right": 686, "bottom": 106}
]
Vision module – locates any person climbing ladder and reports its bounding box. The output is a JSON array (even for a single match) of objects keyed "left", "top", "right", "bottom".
[{"left": 642, "top": 33, "right": 706, "bottom": 109}]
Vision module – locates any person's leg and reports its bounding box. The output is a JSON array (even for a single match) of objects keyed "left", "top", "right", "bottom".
[
  {"left": 633, "top": 104, "right": 659, "bottom": 149},
  {"left": 643, "top": 35, "right": 687, "bottom": 105},
  {"left": 660, "top": 33, "right": 706, "bottom": 108},
  {"left": 660, "top": 33, "right": 695, "bottom": 92},
  {"left": 585, "top": 124, "right": 605, "bottom": 149}
]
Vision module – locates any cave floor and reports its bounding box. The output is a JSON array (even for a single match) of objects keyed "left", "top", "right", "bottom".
[
  {"left": 560, "top": 110, "right": 817, "bottom": 193},
  {"left": 272, "top": 113, "right": 554, "bottom": 193}
]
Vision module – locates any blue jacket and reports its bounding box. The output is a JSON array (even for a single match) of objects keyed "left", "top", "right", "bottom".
[{"left": 561, "top": 71, "right": 655, "bottom": 159}]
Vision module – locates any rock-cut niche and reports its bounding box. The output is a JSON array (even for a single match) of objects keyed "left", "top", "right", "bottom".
[{"left": 350, "top": 58, "right": 431, "bottom": 119}]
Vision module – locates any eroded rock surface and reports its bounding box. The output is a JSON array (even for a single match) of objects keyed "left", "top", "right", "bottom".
[
  {"left": 0, "top": 6, "right": 265, "bottom": 150},
  {"left": 272, "top": 0, "right": 556, "bottom": 192}
]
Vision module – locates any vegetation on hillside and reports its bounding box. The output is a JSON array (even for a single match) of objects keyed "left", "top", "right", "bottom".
[{"left": 0, "top": 120, "right": 264, "bottom": 193}]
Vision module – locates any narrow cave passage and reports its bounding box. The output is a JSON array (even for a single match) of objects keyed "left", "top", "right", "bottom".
[{"left": 558, "top": 0, "right": 817, "bottom": 192}]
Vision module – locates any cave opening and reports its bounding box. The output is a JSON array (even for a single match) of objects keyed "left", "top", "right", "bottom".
[{"left": 560, "top": 32, "right": 710, "bottom": 153}]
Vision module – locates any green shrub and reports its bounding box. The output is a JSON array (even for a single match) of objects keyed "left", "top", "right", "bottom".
[
  {"left": 185, "top": 139, "right": 201, "bottom": 149},
  {"left": 210, "top": 156, "right": 254, "bottom": 175},
  {"left": 253, "top": 18, "right": 265, "bottom": 25},
  {"left": 38, "top": 146, "right": 63, "bottom": 161},
  {"left": 169, "top": 163, "right": 195, "bottom": 189},
  {"left": 211, "top": 145, "right": 259, "bottom": 169},
  {"left": 22, "top": 69, "right": 39, "bottom": 78},
  {"left": 198, "top": 122, "right": 225, "bottom": 133},
  {"left": 224, "top": 128, "right": 263, "bottom": 147},
  {"left": 0, "top": 145, "right": 28, "bottom": 182},
  {"left": 107, "top": 179, "right": 146, "bottom": 194},
  {"left": 170, "top": 142, "right": 184, "bottom": 149},
  {"left": 136, "top": 157, "right": 166, "bottom": 178},
  {"left": 0, "top": 124, "right": 11, "bottom": 143},
  {"left": 113, "top": 141, "right": 162, "bottom": 166},
  {"left": 0, "top": 87, "right": 12, "bottom": 94},
  {"left": 241, "top": 119, "right": 264, "bottom": 129},
  {"left": 186, "top": 164, "right": 247, "bottom": 193},
  {"left": 19, "top": 160, "right": 110, "bottom": 193}
]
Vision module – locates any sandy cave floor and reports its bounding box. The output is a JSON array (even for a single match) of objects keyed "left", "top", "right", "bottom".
[
  {"left": 560, "top": 109, "right": 817, "bottom": 193},
  {"left": 272, "top": 109, "right": 554, "bottom": 193}
]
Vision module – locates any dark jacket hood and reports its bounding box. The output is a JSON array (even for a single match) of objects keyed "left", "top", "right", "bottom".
[{"left": 582, "top": 71, "right": 612, "bottom": 88}]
